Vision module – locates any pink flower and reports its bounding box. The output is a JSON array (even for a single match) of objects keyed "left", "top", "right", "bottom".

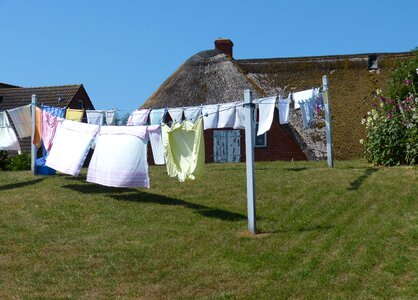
[{"left": 405, "top": 79, "right": 412, "bottom": 86}]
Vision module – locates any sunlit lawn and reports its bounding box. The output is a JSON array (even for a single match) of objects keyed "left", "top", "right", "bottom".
[{"left": 0, "top": 160, "right": 417, "bottom": 299}]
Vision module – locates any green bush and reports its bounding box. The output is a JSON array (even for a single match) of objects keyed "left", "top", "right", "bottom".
[
  {"left": 7, "top": 152, "right": 31, "bottom": 171},
  {"left": 0, "top": 151, "right": 11, "bottom": 171},
  {"left": 362, "top": 50, "right": 418, "bottom": 165}
]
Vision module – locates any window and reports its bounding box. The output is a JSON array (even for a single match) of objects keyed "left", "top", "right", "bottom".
[
  {"left": 77, "top": 99, "right": 84, "bottom": 109},
  {"left": 254, "top": 123, "right": 267, "bottom": 147},
  {"left": 368, "top": 55, "right": 378, "bottom": 70},
  {"left": 0, "top": 96, "right": 3, "bottom": 103}
]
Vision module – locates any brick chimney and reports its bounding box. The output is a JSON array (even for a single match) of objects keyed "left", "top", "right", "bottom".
[{"left": 214, "top": 38, "right": 233, "bottom": 58}]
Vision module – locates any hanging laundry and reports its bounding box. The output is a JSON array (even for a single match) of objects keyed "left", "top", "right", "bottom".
[
  {"left": 217, "top": 102, "right": 236, "bottom": 128},
  {"left": 7, "top": 104, "right": 32, "bottom": 138},
  {"left": 46, "top": 120, "right": 99, "bottom": 176},
  {"left": 41, "top": 104, "right": 66, "bottom": 118},
  {"left": 233, "top": 102, "right": 246, "bottom": 129},
  {"left": 127, "top": 108, "right": 150, "bottom": 125},
  {"left": 86, "top": 110, "right": 105, "bottom": 125},
  {"left": 149, "top": 108, "right": 167, "bottom": 125},
  {"left": 162, "top": 117, "right": 205, "bottom": 182},
  {"left": 257, "top": 96, "right": 276, "bottom": 136},
  {"left": 0, "top": 111, "right": 21, "bottom": 153},
  {"left": 105, "top": 109, "right": 117, "bottom": 125},
  {"left": 42, "top": 111, "right": 59, "bottom": 151},
  {"left": 33, "top": 107, "right": 43, "bottom": 148},
  {"left": 299, "top": 100, "right": 314, "bottom": 128},
  {"left": 184, "top": 106, "right": 202, "bottom": 123},
  {"left": 168, "top": 107, "right": 184, "bottom": 124},
  {"left": 87, "top": 126, "right": 150, "bottom": 188},
  {"left": 293, "top": 88, "right": 313, "bottom": 109},
  {"left": 202, "top": 104, "right": 219, "bottom": 130},
  {"left": 278, "top": 94, "right": 291, "bottom": 125},
  {"left": 66, "top": 108, "right": 84, "bottom": 122},
  {"left": 148, "top": 125, "right": 165, "bottom": 165}
]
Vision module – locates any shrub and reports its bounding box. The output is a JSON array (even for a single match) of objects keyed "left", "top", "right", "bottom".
[
  {"left": 0, "top": 151, "right": 11, "bottom": 171},
  {"left": 7, "top": 152, "right": 31, "bottom": 171},
  {"left": 363, "top": 50, "right": 418, "bottom": 165}
]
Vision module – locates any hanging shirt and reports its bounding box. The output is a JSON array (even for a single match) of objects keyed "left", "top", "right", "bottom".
[
  {"left": 299, "top": 101, "right": 314, "bottom": 128},
  {"left": 105, "top": 109, "right": 117, "bottom": 125},
  {"left": 46, "top": 120, "right": 99, "bottom": 176},
  {"left": 233, "top": 102, "right": 246, "bottom": 129},
  {"left": 149, "top": 108, "right": 167, "bottom": 125},
  {"left": 42, "top": 111, "right": 59, "bottom": 151},
  {"left": 41, "top": 104, "right": 66, "bottom": 118},
  {"left": 86, "top": 110, "right": 105, "bottom": 125},
  {"left": 87, "top": 125, "right": 150, "bottom": 188},
  {"left": 293, "top": 89, "right": 313, "bottom": 109},
  {"left": 278, "top": 94, "right": 291, "bottom": 125},
  {"left": 33, "top": 107, "right": 43, "bottom": 148},
  {"left": 168, "top": 107, "right": 184, "bottom": 124},
  {"left": 148, "top": 125, "right": 165, "bottom": 165},
  {"left": 257, "top": 96, "right": 276, "bottom": 136},
  {"left": 65, "top": 108, "right": 84, "bottom": 122},
  {"left": 217, "top": 102, "right": 236, "bottom": 128},
  {"left": 0, "top": 111, "right": 21, "bottom": 153},
  {"left": 127, "top": 109, "right": 150, "bottom": 125},
  {"left": 202, "top": 104, "right": 219, "bottom": 130},
  {"left": 183, "top": 106, "right": 202, "bottom": 123},
  {"left": 162, "top": 117, "right": 205, "bottom": 182},
  {"left": 7, "top": 104, "right": 32, "bottom": 138}
]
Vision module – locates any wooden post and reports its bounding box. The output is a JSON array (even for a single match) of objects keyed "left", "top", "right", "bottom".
[
  {"left": 244, "top": 90, "right": 256, "bottom": 234},
  {"left": 31, "top": 94, "right": 37, "bottom": 175},
  {"left": 322, "top": 75, "right": 334, "bottom": 168}
]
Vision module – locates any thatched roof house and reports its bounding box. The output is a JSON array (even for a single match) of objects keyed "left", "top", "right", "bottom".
[{"left": 142, "top": 39, "right": 413, "bottom": 160}]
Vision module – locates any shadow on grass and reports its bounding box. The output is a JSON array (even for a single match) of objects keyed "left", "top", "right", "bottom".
[
  {"left": 62, "top": 182, "right": 246, "bottom": 222},
  {"left": 284, "top": 167, "right": 309, "bottom": 172},
  {"left": 347, "top": 168, "right": 379, "bottom": 191},
  {"left": 112, "top": 192, "right": 246, "bottom": 221},
  {"left": 0, "top": 178, "right": 46, "bottom": 191},
  {"left": 62, "top": 184, "right": 136, "bottom": 194},
  {"left": 269, "top": 224, "right": 334, "bottom": 234}
]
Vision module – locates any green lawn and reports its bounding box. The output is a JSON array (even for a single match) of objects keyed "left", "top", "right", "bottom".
[{"left": 0, "top": 160, "right": 417, "bottom": 299}]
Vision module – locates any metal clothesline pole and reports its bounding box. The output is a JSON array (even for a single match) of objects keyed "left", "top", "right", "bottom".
[
  {"left": 322, "top": 75, "right": 334, "bottom": 168},
  {"left": 244, "top": 89, "right": 256, "bottom": 234},
  {"left": 31, "top": 94, "right": 37, "bottom": 175}
]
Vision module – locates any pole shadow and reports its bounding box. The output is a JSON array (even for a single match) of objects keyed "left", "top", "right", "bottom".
[
  {"left": 347, "top": 168, "right": 379, "bottom": 191},
  {"left": 0, "top": 178, "right": 46, "bottom": 191}
]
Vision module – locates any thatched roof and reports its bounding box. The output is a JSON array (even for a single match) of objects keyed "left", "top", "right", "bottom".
[{"left": 142, "top": 50, "right": 262, "bottom": 108}]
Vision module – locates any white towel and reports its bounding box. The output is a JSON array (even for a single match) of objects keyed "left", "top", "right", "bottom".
[
  {"left": 184, "top": 106, "right": 202, "bottom": 123},
  {"left": 148, "top": 125, "right": 165, "bottom": 165},
  {"left": 86, "top": 126, "right": 150, "bottom": 188},
  {"left": 45, "top": 120, "right": 99, "bottom": 176},
  {"left": 217, "top": 102, "right": 236, "bottom": 128},
  {"left": 202, "top": 104, "right": 219, "bottom": 129},
  {"left": 293, "top": 89, "right": 313, "bottom": 109},
  {"left": 278, "top": 94, "right": 291, "bottom": 125},
  {"left": 86, "top": 110, "right": 105, "bottom": 125},
  {"left": 149, "top": 108, "right": 167, "bottom": 125},
  {"left": 257, "top": 96, "right": 276, "bottom": 136},
  {"left": 0, "top": 111, "right": 21, "bottom": 153},
  {"left": 7, "top": 104, "right": 32, "bottom": 138},
  {"left": 168, "top": 107, "right": 184, "bottom": 124},
  {"left": 105, "top": 110, "right": 117, "bottom": 125},
  {"left": 233, "top": 102, "right": 245, "bottom": 129},
  {"left": 127, "top": 109, "right": 150, "bottom": 125}
]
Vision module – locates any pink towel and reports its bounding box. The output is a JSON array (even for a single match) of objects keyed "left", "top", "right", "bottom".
[{"left": 42, "top": 111, "right": 59, "bottom": 151}]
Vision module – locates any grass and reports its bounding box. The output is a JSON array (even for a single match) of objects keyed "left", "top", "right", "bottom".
[{"left": 0, "top": 160, "right": 417, "bottom": 299}]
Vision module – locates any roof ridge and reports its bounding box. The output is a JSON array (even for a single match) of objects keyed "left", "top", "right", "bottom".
[{"left": 0, "top": 83, "right": 82, "bottom": 91}]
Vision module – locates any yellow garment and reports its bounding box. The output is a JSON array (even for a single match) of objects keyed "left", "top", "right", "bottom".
[
  {"left": 162, "top": 117, "right": 205, "bottom": 182},
  {"left": 65, "top": 108, "right": 84, "bottom": 122},
  {"left": 33, "top": 107, "right": 42, "bottom": 148}
]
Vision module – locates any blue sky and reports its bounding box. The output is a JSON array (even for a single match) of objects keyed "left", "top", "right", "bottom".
[{"left": 1, "top": 0, "right": 417, "bottom": 113}]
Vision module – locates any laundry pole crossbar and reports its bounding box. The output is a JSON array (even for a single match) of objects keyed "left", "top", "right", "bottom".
[{"left": 244, "top": 89, "right": 257, "bottom": 234}]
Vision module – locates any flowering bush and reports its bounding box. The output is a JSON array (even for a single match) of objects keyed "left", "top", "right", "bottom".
[{"left": 362, "top": 51, "right": 418, "bottom": 165}]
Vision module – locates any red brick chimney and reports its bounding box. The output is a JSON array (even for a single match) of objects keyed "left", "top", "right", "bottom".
[{"left": 214, "top": 38, "right": 233, "bottom": 58}]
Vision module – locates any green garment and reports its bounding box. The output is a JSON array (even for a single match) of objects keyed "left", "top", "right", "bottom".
[{"left": 162, "top": 117, "right": 205, "bottom": 182}]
